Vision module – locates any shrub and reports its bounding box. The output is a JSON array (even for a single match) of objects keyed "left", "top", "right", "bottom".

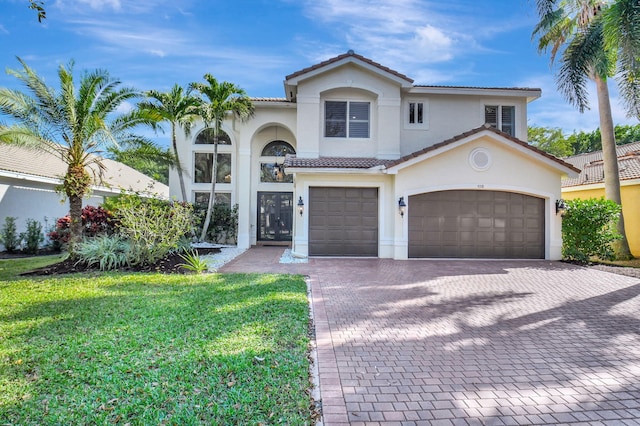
[
  {"left": 562, "top": 197, "right": 622, "bottom": 263},
  {"left": 76, "top": 235, "right": 130, "bottom": 271},
  {"left": 81, "top": 205, "right": 115, "bottom": 237},
  {"left": 47, "top": 216, "right": 72, "bottom": 248},
  {"left": 20, "top": 219, "right": 44, "bottom": 254},
  {"left": 48, "top": 206, "right": 114, "bottom": 248},
  {"left": 194, "top": 203, "right": 239, "bottom": 244},
  {"left": 0, "top": 217, "right": 20, "bottom": 253},
  {"left": 110, "top": 195, "right": 194, "bottom": 266}
]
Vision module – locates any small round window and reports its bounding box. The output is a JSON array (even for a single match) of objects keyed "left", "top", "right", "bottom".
[{"left": 469, "top": 147, "right": 492, "bottom": 171}]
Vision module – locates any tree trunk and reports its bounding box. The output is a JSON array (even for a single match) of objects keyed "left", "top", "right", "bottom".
[
  {"left": 172, "top": 124, "right": 188, "bottom": 203},
  {"left": 595, "top": 75, "right": 632, "bottom": 259},
  {"left": 67, "top": 192, "right": 83, "bottom": 256},
  {"left": 199, "top": 128, "right": 218, "bottom": 242}
]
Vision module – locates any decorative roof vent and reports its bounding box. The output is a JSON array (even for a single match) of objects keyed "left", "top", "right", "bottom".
[{"left": 347, "top": 49, "right": 354, "bottom": 55}]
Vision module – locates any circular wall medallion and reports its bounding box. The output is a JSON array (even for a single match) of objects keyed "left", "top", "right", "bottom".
[{"left": 469, "top": 147, "right": 492, "bottom": 171}]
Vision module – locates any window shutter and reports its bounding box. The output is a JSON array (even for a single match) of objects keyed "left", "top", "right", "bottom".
[
  {"left": 485, "top": 105, "right": 498, "bottom": 128},
  {"left": 501, "top": 106, "right": 515, "bottom": 136},
  {"left": 348, "top": 102, "right": 370, "bottom": 138}
]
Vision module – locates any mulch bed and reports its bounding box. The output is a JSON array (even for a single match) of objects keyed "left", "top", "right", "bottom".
[{"left": 3, "top": 248, "right": 221, "bottom": 276}]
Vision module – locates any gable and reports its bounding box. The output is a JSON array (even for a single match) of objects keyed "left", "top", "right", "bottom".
[
  {"left": 284, "top": 50, "right": 413, "bottom": 101},
  {"left": 386, "top": 125, "right": 580, "bottom": 178}
]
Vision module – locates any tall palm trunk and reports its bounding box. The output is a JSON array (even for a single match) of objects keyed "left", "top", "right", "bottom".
[
  {"left": 199, "top": 128, "right": 218, "bottom": 241},
  {"left": 68, "top": 193, "right": 83, "bottom": 255},
  {"left": 172, "top": 123, "right": 188, "bottom": 202},
  {"left": 595, "top": 75, "right": 632, "bottom": 258}
]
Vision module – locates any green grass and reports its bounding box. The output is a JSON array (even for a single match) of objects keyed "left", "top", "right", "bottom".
[{"left": 0, "top": 260, "right": 312, "bottom": 425}]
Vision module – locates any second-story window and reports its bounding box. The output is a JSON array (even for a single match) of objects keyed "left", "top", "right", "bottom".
[
  {"left": 485, "top": 105, "right": 515, "bottom": 136},
  {"left": 325, "top": 101, "right": 370, "bottom": 138}
]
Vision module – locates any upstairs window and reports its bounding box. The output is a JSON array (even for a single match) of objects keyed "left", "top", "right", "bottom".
[
  {"left": 485, "top": 105, "right": 515, "bottom": 136},
  {"left": 195, "top": 128, "right": 231, "bottom": 145},
  {"left": 405, "top": 100, "right": 429, "bottom": 129},
  {"left": 409, "top": 102, "right": 424, "bottom": 124},
  {"left": 325, "top": 101, "right": 370, "bottom": 138}
]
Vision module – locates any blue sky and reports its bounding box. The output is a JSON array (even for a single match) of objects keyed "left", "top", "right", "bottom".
[{"left": 0, "top": 0, "right": 637, "bottom": 149}]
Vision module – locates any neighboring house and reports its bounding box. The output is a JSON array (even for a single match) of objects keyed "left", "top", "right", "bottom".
[
  {"left": 0, "top": 144, "right": 169, "bottom": 246},
  {"left": 173, "top": 51, "right": 579, "bottom": 260},
  {"left": 562, "top": 141, "right": 640, "bottom": 257}
]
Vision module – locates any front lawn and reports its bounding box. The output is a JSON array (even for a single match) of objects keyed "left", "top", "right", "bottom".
[{"left": 0, "top": 259, "right": 313, "bottom": 425}]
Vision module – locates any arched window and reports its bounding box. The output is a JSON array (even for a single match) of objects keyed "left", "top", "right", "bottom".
[
  {"left": 261, "top": 140, "right": 295, "bottom": 156},
  {"left": 260, "top": 140, "right": 295, "bottom": 183},
  {"left": 195, "top": 128, "right": 232, "bottom": 145}
]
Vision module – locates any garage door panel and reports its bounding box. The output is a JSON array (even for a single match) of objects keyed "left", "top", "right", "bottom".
[
  {"left": 309, "top": 187, "right": 378, "bottom": 257},
  {"left": 409, "top": 190, "right": 544, "bottom": 259}
]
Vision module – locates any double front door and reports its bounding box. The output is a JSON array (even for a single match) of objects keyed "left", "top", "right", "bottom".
[{"left": 257, "top": 192, "right": 293, "bottom": 243}]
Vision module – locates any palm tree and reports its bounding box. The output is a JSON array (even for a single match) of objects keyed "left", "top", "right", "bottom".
[
  {"left": 0, "top": 58, "right": 155, "bottom": 253},
  {"left": 137, "top": 84, "right": 201, "bottom": 202},
  {"left": 190, "top": 74, "right": 254, "bottom": 242},
  {"left": 533, "top": 0, "right": 640, "bottom": 258}
]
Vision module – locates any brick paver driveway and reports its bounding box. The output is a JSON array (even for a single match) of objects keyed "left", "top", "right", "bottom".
[{"left": 221, "top": 248, "right": 640, "bottom": 425}]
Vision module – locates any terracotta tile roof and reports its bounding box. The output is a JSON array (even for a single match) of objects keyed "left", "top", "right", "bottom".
[
  {"left": 284, "top": 155, "right": 394, "bottom": 169},
  {"left": 284, "top": 125, "right": 579, "bottom": 174},
  {"left": 285, "top": 50, "right": 414, "bottom": 83},
  {"left": 0, "top": 144, "right": 169, "bottom": 197},
  {"left": 413, "top": 84, "right": 541, "bottom": 92},
  {"left": 251, "top": 97, "right": 290, "bottom": 103},
  {"left": 562, "top": 141, "right": 640, "bottom": 187},
  {"left": 385, "top": 124, "right": 580, "bottom": 172}
]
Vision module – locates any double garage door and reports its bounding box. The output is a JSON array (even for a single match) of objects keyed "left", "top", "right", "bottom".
[
  {"left": 308, "top": 187, "right": 545, "bottom": 259},
  {"left": 408, "top": 190, "right": 545, "bottom": 259}
]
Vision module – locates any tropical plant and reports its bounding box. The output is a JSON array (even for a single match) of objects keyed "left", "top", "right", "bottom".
[
  {"left": 137, "top": 85, "right": 201, "bottom": 200},
  {"left": 0, "top": 58, "right": 156, "bottom": 254},
  {"left": 194, "top": 202, "right": 239, "bottom": 244},
  {"left": 177, "top": 249, "right": 209, "bottom": 274},
  {"left": 76, "top": 235, "right": 131, "bottom": 270},
  {"left": 28, "top": 0, "right": 45, "bottom": 21},
  {"left": 190, "top": 75, "right": 254, "bottom": 241},
  {"left": 107, "top": 140, "right": 174, "bottom": 184},
  {"left": 532, "top": 0, "right": 639, "bottom": 258},
  {"left": 20, "top": 218, "right": 44, "bottom": 254},
  {"left": 0, "top": 217, "right": 20, "bottom": 253},
  {"left": 562, "top": 197, "right": 622, "bottom": 262},
  {"left": 109, "top": 194, "right": 194, "bottom": 266}
]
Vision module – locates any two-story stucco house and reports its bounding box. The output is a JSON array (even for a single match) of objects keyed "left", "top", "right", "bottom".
[{"left": 172, "top": 51, "right": 579, "bottom": 260}]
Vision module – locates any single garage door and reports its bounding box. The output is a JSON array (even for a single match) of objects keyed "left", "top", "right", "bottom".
[
  {"left": 309, "top": 187, "right": 378, "bottom": 256},
  {"left": 408, "top": 190, "right": 544, "bottom": 259}
]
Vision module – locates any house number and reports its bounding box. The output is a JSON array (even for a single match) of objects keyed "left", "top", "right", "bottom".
[{"left": 477, "top": 184, "right": 484, "bottom": 188}]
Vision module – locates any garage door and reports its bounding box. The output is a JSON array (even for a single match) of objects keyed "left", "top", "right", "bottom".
[
  {"left": 408, "top": 190, "right": 544, "bottom": 259},
  {"left": 309, "top": 187, "right": 378, "bottom": 256}
]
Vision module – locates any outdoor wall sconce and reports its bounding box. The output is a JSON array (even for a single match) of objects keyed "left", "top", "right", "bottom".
[
  {"left": 297, "top": 196, "right": 304, "bottom": 216},
  {"left": 398, "top": 197, "right": 406, "bottom": 217},
  {"left": 555, "top": 199, "right": 567, "bottom": 216}
]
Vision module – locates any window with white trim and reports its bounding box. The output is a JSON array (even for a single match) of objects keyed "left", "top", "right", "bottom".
[
  {"left": 325, "top": 101, "right": 370, "bottom": 138},
  {"left": 485, "top": 105, "right": 515, "bottom": 136}
]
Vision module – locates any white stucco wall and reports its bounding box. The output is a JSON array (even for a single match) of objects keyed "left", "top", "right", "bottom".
[
  {"left": 0, "top": 178, "right": 105, "bottom": 250},
  {"left": 291, "top": 172, "right": 395, "bottom": 258}
]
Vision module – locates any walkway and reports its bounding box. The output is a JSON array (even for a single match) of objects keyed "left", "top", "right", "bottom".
[{"left": 220, "top": 247, "right": 640, "bottom": 425}]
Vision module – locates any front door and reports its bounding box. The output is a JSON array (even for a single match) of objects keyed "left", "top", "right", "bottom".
[{"left": 257, "top": 192, "right": 293, "bottom": 243}]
